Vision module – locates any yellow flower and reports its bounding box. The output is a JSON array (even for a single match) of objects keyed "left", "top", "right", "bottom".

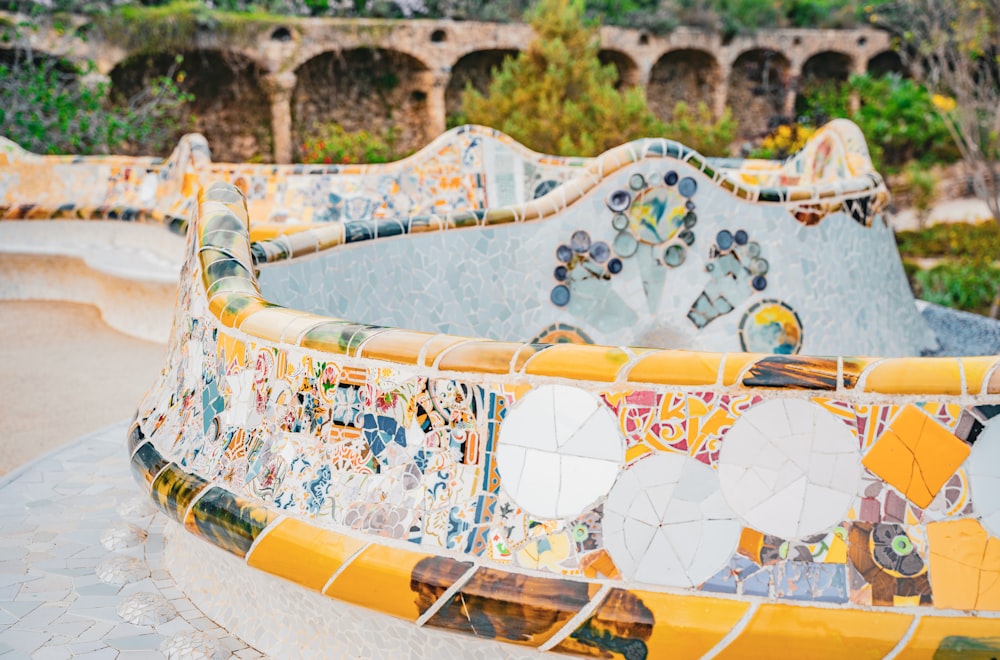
[{"left": 931, "top": 94, "right": 956, "bottom": 112}]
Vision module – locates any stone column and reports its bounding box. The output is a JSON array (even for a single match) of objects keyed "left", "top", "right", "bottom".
[
  {"left": 783, "top": 64, "right": 801, "bottom": 120},
  {"left": 425, "top": 69, "right": 450, "bottom": 139},
  {"left": 849, "top": 56, "right": 867, "bottom": 113},
  {"left": 713, "top": 63, "right": 731, "bottom": 119},
  {"left": 261, "top": 71, "right": 297, "bottom": 164}
]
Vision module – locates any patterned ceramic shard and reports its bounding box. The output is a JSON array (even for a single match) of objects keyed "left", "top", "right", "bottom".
[{"left": 17, "top": 115, "right": 991, "bottom": 655}]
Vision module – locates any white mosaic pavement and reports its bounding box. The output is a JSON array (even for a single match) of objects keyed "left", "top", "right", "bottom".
[{"left": 0, "top": 420, "right": 263, "bottom": 660}]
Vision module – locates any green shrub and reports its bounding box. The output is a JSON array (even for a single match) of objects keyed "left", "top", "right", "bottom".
[
  {"left": 797, "top": 73, "right": 959, "bottom": 171},
  {"left": 895, "top": 221, "right": 1000, "bottom": 261},
  {"left": 460, "top": 0, "right": 664, "bottom": 157},
  {"left": 906, "top": 259, "right": 1000, "bottom": 315},
  {"left": 0, "top": 50, "right": 192, "bottom": 155},
  {"left": 299, "top": 122, "right": 400, "bottom": 164},
  {"left": 662, "top": 101, "right": 738, "bottom": 156}
]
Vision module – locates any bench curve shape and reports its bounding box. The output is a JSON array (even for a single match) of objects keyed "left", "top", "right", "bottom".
[{"left": 128, "top": 123, "right": 1000, "bottom": 658}]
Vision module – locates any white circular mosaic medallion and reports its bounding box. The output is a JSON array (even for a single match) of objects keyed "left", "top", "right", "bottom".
[
  {"left": 116, "top": 591, "right": 176, "bottom": 626},
  {"left": 96, "top": 555, "right": 150, "bottom": 586},
  {"left": 161, "top": 632, "right": 228, "bottom": 660},
  {"left": 100, "top": 523, "right": 148, "bottom": 551},
  {"left": 718, "top": 398, "right": 861, "bottom": 539},
  {"left": 496, "top": 384, "right": 623, "bottom": 519},
  {"left": 603, "top": 453, "right": 741, "bottom": 588},
  {"left": 967, "top": 419, "right": 1000, "bottom": 536}
]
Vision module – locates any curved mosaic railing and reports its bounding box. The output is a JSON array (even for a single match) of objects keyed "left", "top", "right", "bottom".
[
  {"left": 0, "top": 125, "right": 587, "bottom": 238},
  {"left": 129, "top": 123, "right": 1000, "bottom": 657}
]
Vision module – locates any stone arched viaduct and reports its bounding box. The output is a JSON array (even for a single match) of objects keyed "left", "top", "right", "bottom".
[{"left": 14, "top": 13, "right": 897, "bottom": 163}]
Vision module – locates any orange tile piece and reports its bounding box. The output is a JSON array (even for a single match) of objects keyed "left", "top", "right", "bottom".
[
  {"left": 927, "top": 519, "right": 1000, "bottom": 612},
  {"left": 359, "top": 330, "right": 435, "bottom": 365},
  {"left": 324, "top": 544, "right": 471, "bottom": 622},
  {"left": 554, "top": 589, "right": 749, "bottom": 659},
  {"left": 626, "top": 350, "right": 721, "bottom": 386},
  {"left": 717, "top": 604, "right": 912, "bottom": 659},
  {"left": 961, "top": 357, "right": 999, "bottom": 395},
  {"left": 722, "top": 352, "right": 769, "bottom": 386},
  {"left": 436, "top": 340, "right": 524, "bottom": 374},
  {"left": 901, "top": 614, "right": 1000, "bottom": 657},
  {"left": 863, "top": 358, "right": 963, "bottom": 395},
  {"left": 420, "top": 335, "right": 470, "bottom": 366},
  {"left": 246, "top": 518, "right": 366, "bottom": 592},
  {"left": 861, "top": 404, "right": 970, "bottom": 508},
  {"left": 523, "top": 344, "right": 630, "bottom": 382}
]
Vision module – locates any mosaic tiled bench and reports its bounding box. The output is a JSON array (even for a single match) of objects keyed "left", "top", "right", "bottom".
[
  {"left": 128, "top": 121, "right": 1000, "bottom": 658},
  {"left": 0, "top": 126, "right": 589, "bottom": 240}
]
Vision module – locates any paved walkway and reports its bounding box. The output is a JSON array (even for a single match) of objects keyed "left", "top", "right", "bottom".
[{"left": 0, "top": 420, "right": 263, "bottom": 659}]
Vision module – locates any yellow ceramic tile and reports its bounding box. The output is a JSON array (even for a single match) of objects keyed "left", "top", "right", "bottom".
[
  {"left": 862, "top": 404, "right": 970, "bottom": 508},
  {"left": 553, "top": 589, "right": 749, "bottom": 659},
  {"left": 717, "top": 604, "right": 912, "bottom": 659},
  {"left": 721, "top": 352, "right": 769, "bottom": 386},
  {"left": 247, "top": 518, "right": 366, "bottom": 592},
  {"left": 435, "top": 341, "right": 524, "bottom": 374},
  {"left": 626, "top": 350, "right": 721, "bottom": 386},
  {"left": 324, "top": 544, "right": 471, "bottom": 622},
  {"left": 927, "top": 519, "right": 1000, "bottom": 611},
  {"left": 420, "top": 335, "right": 471, "bottom": 366},
  {"left": 238, "top": 308, "right": 302, "bottom": 342},
  {"left": 216, "top": 334, "right": 247, "bottom": 368},
  {"left": 422, "top": 567, "right": 587, "bottom": 646},
  {"left": 510, "top": 344, "right": 546, "bottom": 373},
  {"left": 842, "top": 357, "right": 880, "bottom": 389},
  {"left": 280, "top": 313, "right": 335, "bottom": 344},
  {"left": 523, "top": 344, "right": 630, "bottom": 382},
  {"left": 961, "top": 357, "right": 998, "bottom": 395},
  {"left": 359, "top": 330, "right": 435, "bottom": 365},
  {"left": 863, "top": 358, "right": 963, "bottom": 395},
  {"left": 988, "top": 365, "right": 1000, "bottom": 394},
  {"left": 248, "top": 223, "right": 313, "bottom": 242},
  {"left": 901, "top": 614, "right": 1000, "bottom": 658}
]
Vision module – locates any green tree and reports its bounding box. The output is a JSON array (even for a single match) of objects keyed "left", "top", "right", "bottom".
[{"left": 461, "top": 0, "right": 664, "bottom": 156}]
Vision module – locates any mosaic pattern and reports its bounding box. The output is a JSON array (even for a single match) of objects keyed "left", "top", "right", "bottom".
[
  {"left": 1, "top": 125, "right": 585, "bottom": 238},
  {"left": 116, "top": 124, "right": 1000, "bottom": 654}
]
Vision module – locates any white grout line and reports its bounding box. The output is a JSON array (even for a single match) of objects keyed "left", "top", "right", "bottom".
[
  {"left": 700, "top": 601, "right": 760, "bottom": 659},
  {"left": 320, "top": 543, "right": 371, "bottom": 595},
  {"left": 243, "top": 514, "right": 286, "bottom": 563},
  {"left": 415, "top": 563, "right": 479, "bottom": 628},
  {"left": 538, "top": 583, "right": 611, "bottom": 652},
  {"left": 883, "top": 613, "right": 921, "bottom": 660}
]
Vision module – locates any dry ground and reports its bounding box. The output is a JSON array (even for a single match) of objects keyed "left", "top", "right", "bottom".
[{"left": 0, "top": 300, "right": 166, "bottom": 475}]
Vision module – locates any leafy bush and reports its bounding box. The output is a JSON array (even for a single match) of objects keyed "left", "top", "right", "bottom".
[
  {"left": 797, "top": 73, "right": 959, "bottom": 171},
  {"left": 662, "top": 101, "right": 738, "bottom": 156},
  {"left": 299, "top": 122, "right": 400, "bottom": 164},
  {"left": 0, "top": 48, "right": 192, "bottom": 155},
  {"left": 906, "top": 259, "right": 1000, "bottom": 315},
  {"left": 460, "top": 0, "right": 664, "bottom": 156},
  {"left": 896, "top": 220, "right": 1000, "bottom": 261}
]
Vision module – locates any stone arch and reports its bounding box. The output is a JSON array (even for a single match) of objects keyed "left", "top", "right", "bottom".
[
  {"left": 598, "top": 49, "right": 641, "bottom": 90},
  {"left": 727, "top": 49, "right": 791, "bottom": 138},
  {"left": 109, "top": 50, "right": 272, "bottom": 162},
  {"left": 292, "top": 48, "right": 431, "bottom": 160},
  {"left": 445, "top": 49, "right": 519, "bottom": 120},
  {"left": 867, "top": 50, "right": 908, "bottom": 78},
  {"left": 796, "top": 50, "right": 854, "bottom": 114},
  {"left": 647, "top": 49, "right": 720, "bottom": 123},
  {"left": 801, "top": 50, "right": 854, "bottom": 83}
]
